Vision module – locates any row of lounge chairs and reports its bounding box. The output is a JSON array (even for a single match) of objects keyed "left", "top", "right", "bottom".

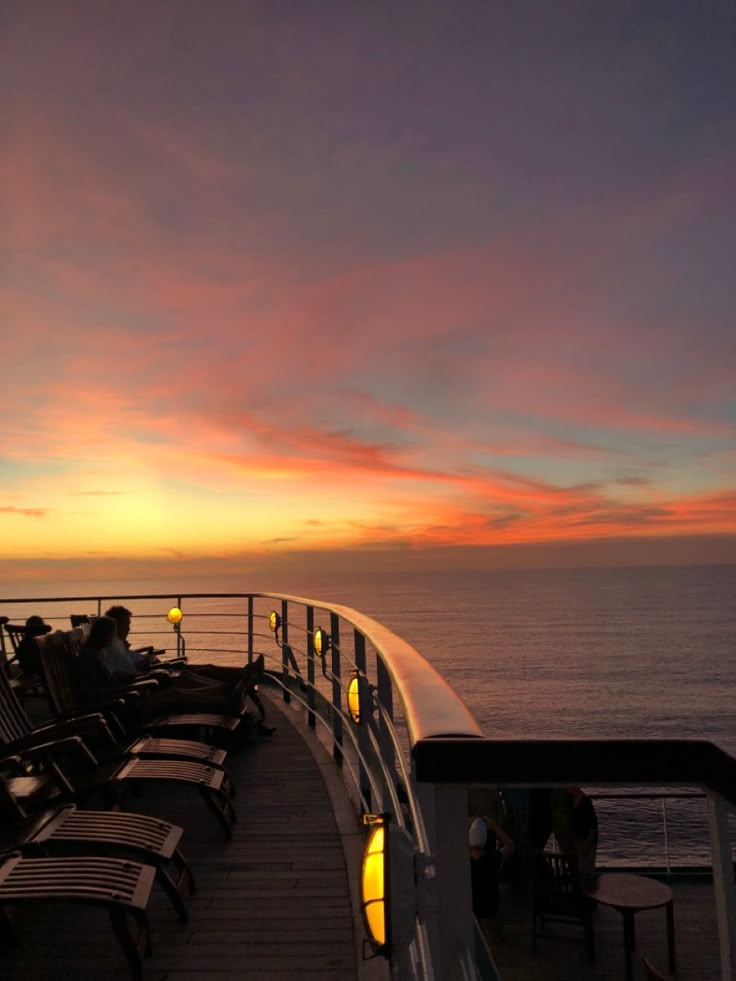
[{"left": 0, "top": 618, "right": 258, "bottom": 979}]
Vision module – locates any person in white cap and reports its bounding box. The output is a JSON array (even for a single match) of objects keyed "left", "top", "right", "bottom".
[{"left": 469, "top": 815, "right": 514, "bottom": 948}]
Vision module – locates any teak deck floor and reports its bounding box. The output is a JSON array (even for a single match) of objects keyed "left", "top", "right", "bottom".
[
  {"left": 0, "top": 691, "right": 725, "bottom": 981},
  {"left": 0, "top": 695, "right": 364, "bottom": 981}
]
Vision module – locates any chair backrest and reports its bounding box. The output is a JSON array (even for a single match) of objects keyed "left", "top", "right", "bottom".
[
  {"left": 3, "top": 623, "right": 25, "bottom": 656},
  {"left": 36, "top": 630, "right": 85, "bottom": 717},
  {"left": 0, "top": 667, "right": 34, "bottom": 745},
  {"left": 643, "top": 957, "right": 670, "bottom": 981},
  {"left": 532, "top": 849, "right": 582, "bottom": 912}
]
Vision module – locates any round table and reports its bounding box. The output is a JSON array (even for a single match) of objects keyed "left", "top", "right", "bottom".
[{"left": 583, "top": 873, "right": 676, "bottom": 981}]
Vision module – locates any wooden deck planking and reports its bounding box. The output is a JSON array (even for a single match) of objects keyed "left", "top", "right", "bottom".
[{"left": 0, "top": 697, "right": 361, "bottom": 981}]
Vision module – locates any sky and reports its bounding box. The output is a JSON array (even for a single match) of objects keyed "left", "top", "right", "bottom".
[{"left": 2, "top": 1, "right": 735, "bottom": 583}]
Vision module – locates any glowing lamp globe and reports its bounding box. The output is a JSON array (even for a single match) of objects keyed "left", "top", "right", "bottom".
[
  {"left": 360, "top": 813, "right": 417, "bottom": 958},
  {"left": 269, "top": 610, "right": 281, "bottom": 633},
  {"left": 167, "top": 607, "right": 183, "bottom": 625},
  {"left": 313, "top": 627, "right": 330, "bottom": 656},
  {"left": 348, "top": 674, "right": 361, "bottom": 724}
]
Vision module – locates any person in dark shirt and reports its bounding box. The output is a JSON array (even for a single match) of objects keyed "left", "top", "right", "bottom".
[
  {"left": 469, "top": 815, "right": 514, "bottom": 948},
  {"left": 568, "top": 786, "right": 598, "bottom": 880}
]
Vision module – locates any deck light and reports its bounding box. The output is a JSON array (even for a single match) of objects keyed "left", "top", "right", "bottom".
[
  {"left": 360, "top": 813, "right": 417, "bottom": 958},
  {"left": 269, "top": 610, "right": 281, "bottom": 633},
  {"left": 313, "top": 627, "right": 330, "bottom": 656},
  {"left": 167, "top": 607, "right": 183, "bottom": 625},
  {"left": 348, "top": 673, "right": 361, "bottom": 724}
]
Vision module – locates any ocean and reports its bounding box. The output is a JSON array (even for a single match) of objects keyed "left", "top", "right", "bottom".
[{"left": 3, "top": 562, "right": 735, "bottom": 866}]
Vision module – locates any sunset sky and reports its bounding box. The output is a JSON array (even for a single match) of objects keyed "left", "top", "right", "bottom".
[{"left": 2, "top": 1, "right": 735, "bottom": 582}]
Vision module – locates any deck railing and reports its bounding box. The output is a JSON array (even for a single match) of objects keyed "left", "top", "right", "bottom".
[{"left": 2, "top": 591, "right": 736, "bottom": 981}]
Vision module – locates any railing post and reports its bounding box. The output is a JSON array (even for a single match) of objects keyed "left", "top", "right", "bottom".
[
  {"left": 330, "top": 611, "right": 342, "bottom": 766},
  {"left": 247, "top": 595, "right": 254, "bottom": 664},
  {"left": 662, "top": 798, "right": 671, "bottom": 877},
  {"left": 707, "top": 794, "right": 736, "bottom": 981},
  {"left": 281, "top": 598, "right": 291, "bottom": 704},
  {"left": 376, "top": 657, "right": 396, "bottom": 816},
  {"left": 306, "top": 605, "right": 316, "bottom": 729},
  {"left": 353, "top": 629, "right": 371, "bottom": 812},
  {"left": 412, "top": 773, "right": 475, "bottom": 981}
]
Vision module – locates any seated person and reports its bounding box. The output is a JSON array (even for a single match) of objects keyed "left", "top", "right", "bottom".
[
  {"left": 15, "top": 615, "right": 52, "bottom": 676},
  {"left": 104, "top": 605, "right": 275, "bottom": 734},
  {"left": 79, "top": 613, "right": 275, "bottom": 735}
]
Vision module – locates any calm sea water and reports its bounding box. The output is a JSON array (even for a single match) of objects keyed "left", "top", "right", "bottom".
[{"left": 4, "top": 563, "right": 735, "bottom": 865}]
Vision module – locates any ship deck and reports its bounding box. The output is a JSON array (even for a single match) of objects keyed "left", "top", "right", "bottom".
[{"left": 0, "top": 692, "right": 724, "bottom": 981}]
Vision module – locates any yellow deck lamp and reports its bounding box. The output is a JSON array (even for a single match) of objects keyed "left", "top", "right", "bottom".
[
  {"left": 360, "top": 813, "right": 417, "bottom": 958},
  {"left": 313, "top": 626, "right": 330, "bottom": 656},
  {"left": 348, "top": 673, "right": 361, "bottom": 724},
  {"left": 167, "top": 607, "right": 183, "bottom": 625},
  {"left": 269, "top": 610, "right": 281, "bottom": 641}
]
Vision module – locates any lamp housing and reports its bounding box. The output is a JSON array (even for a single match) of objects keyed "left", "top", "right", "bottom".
[
  {"left": 167, "top": 607, "right": 183, "bottom": 625},
  {"left": 360, "top": 813, "right": 417, "bottom": 958},
  {"left": 348, "top": 673, "right": 361, "bottom": 724},
  {"left": 313, "top": 627, "right": 330, "bottom": 656}
]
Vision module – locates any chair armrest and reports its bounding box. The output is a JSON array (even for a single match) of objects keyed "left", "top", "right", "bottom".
[
  {"left": 14, "top": 715, "right": 118, "bottom": 753},
  {"left": 14, "top": 734, "right": 98, "bottom": 767}
]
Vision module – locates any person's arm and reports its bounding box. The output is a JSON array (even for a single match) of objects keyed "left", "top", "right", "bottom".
[{"left": 484, "top": 817, "right": 514, "bottom": 861}]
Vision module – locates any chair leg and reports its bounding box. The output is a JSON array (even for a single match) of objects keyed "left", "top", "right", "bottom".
[
  {"left": 0, "top": 908, "right": 16, "bottom": 949},
  {"left": 584, "top": 904, "right": 595, "bottom": 961},
  {"left": 173, "top": 846, "right": 197, "bottom": 896},
  {"left": 199, "top": 786, "right": 236, "bottom": 839},
  {"left": 109, "top": 908, "right": 150, "bottom": 981}
]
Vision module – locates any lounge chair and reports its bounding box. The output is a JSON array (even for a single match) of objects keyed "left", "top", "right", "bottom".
[
  {"left": 0, "top": 619, "right": 45, "bottom": 704},
  {"left": 40, "top": 627, "right": 249, "bottom": 751},
  {"left": 37, "top": 628, "right": 231, "bottom": 770},
  {"left": 0, "top": 773, "right": 195, "bottom": 922},
  {"left": 0, "top": 669, "right": 237, "bottom": 837},
  {"left": 0, "top": 852, "right": 155, "bottom": 980}
]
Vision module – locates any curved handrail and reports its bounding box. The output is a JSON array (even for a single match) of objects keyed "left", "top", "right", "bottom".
[{"left": 253, "top": 591, "right": 483, "bottom": 744}]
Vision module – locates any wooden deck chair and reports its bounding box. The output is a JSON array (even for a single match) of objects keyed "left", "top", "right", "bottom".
[
  {"left": 0, "top": 669, "right": 237, "bottom": 838},
  {"left": 531, "top": 849, "right": 595, "bottom": 960},
  {"left": 41, "top": 627, "right": 248, "bottom": 751},
  {"left": 0, "top": 852, "right": 155, "bottom": 980},
  {"left": 0, "top": 776, "right": 195, "bottom": 923},
  {"left": 0, "top": 619, "right": 45, "bottom": 703},
  {"left": 37, "top": 629, "right": 232, "bottom": 769}
]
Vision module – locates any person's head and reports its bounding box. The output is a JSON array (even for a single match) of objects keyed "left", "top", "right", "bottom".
[
  {"left": 104, "top": 605, "right": 132, "bottom": 641},
  {"left": 469, "top": 817, "right": 488, "bottom": 857},
  {"left": 24, "top": 615, "right": 52, "bottom": 639},
  {"left": 86, "top": 615, "right": 118, "bottom": 652}
]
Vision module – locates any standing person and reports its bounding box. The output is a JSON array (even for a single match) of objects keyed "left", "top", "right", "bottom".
[
  {"left": 568, "top": 786, "right": 598, "bottom": 880},
  {"left": 469, "top": 816, "right": 514, "bottom": 949}
]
